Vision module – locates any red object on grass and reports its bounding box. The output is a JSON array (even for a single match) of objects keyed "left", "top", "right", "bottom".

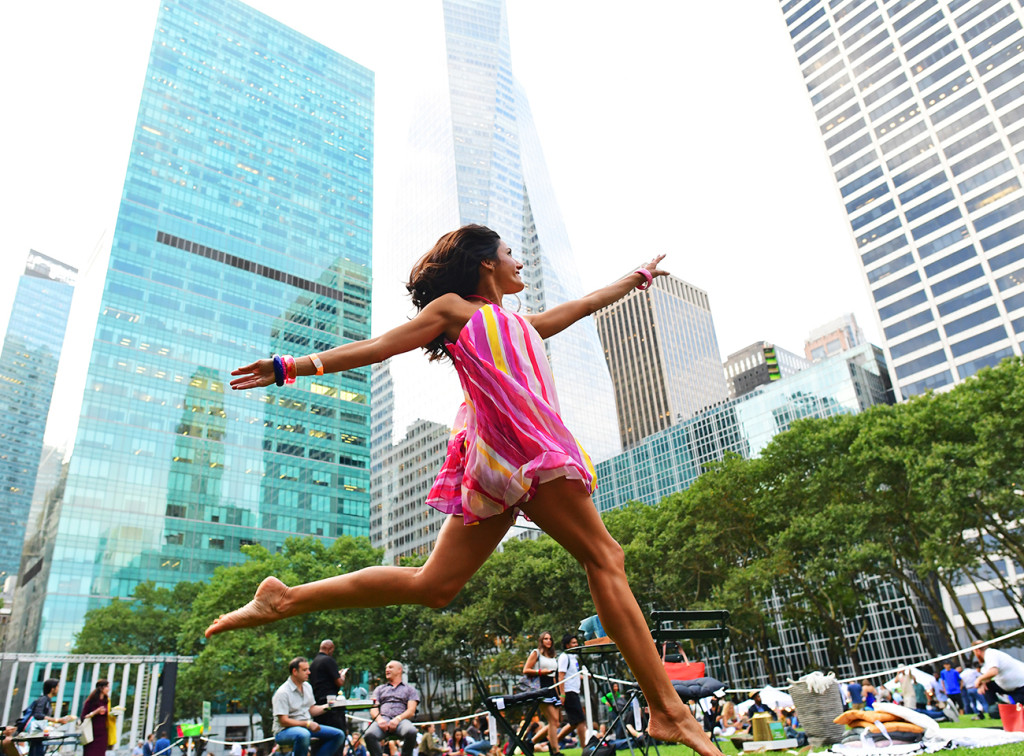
[{"left": 999, "top": 703, "right": 1024, "bottom": 732}]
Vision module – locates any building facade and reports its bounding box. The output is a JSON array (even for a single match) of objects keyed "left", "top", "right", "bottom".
[
  {"left": 0, "top": 252, "right": 76, "bottom": 582},
  {"left": 595, "top": 343, "right": 893, "bottom": 510},
  {"left": 778, "top": 0, "right": 1024, "bottom": 400},
  {"left": 805, "top": 312, "right": 866, "bottom": 360},
  {"left": 8, "top": 0, "right": 374, "bottom": 653},
  {"left": 594, "top": 274, "right": 729, "bottom": 449},
  {"left": 723, "top": 341, "right": 813, "bottom": 398}
]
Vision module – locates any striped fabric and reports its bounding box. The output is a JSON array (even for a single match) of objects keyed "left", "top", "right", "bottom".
[{"left": 425, "top": 303, "right": 596, "bottom": 524}]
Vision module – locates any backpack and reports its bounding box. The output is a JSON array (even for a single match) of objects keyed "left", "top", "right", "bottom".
[{"left": 16, "top": 703, "right": 35, "bottom": 733}]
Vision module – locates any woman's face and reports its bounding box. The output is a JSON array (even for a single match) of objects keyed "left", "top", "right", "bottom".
[
  {"left": 541, "top": 633, "right": 552, "bottom": 647},
  {"left": 489, "top": 240, "right": 524, "bottom": 295}
]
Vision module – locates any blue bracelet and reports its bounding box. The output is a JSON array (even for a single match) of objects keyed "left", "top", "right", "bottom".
[{"left": 272, "top": 355, "right": 285, "bottom": 387}]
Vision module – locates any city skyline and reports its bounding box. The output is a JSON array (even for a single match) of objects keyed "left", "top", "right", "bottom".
[{"left": 1, "top": 1, "right": 878, "bottom": 394}]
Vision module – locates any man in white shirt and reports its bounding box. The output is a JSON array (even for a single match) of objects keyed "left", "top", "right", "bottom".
[
  {"left": 959, "top": 663, "right": 983, "bottom": 719},
  {"left": 973, "top": 641, "right": 1024, "bottom": 710},
  {"left": 557, "top": 635, "right": 588, "bottom": 747},
  {"left": 272, "top": 657, "right": 346, "bottom": 756}
]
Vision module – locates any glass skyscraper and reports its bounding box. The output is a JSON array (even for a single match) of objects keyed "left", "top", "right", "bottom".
[
  {"left": 373, "top": 0, "right": 621, "bottom": 468},
  {"left": 594, "top": 343, "right": 893, "bottom": 510},
  {"left": 8, "top": 0, "right": 373, "bottom": 653},
  {"left": 778, "top": 0, "right": 1024, "bottom": 400},
  {"left": 0, "top": 252, "right": 76, "bottom": 582}
]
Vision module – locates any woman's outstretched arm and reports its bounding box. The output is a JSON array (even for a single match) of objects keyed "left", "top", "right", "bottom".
[
  {"left": 229, "top": 293, "right": 476, "bottom": 390},
  {"left": 525, "top": 254, "right": 667, "bottom": 339}
]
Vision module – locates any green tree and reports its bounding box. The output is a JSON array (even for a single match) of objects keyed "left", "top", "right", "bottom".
[{"left": 74, "top": 581, "right": 201, "bottom": 655}]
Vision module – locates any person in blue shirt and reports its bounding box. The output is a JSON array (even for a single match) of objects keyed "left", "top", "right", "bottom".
[
  {"left": 847, "top": 680, "right": 863, "bottom": 711},
  {"left": 155, "top": 731, "right": 172, "bottom": 756},
  {"left": 940, "top": 661, "right": 962, "bottom": 712}
]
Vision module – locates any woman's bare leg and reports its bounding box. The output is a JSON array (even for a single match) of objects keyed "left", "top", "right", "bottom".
[
  {"left": 520, "top": 478, "right": 724, "bottom": 756},
  {"left": 205, "top": 509, "right": 515, "bottom": 636}
]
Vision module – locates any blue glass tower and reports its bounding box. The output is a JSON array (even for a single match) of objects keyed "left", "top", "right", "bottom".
[
  {"left": 8, "top": 0, "right": 374, "bottom": 653},
  {"left": 0, "top": 252, "right": 76, "bottom": 583},
  {"left": 778, "top": 0, "right": 1024, "bottom": 399}
]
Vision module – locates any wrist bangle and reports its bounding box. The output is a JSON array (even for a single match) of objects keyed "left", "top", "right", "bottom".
[
  {"left": 311, "top": 353, "right": 324, "bottom": 376},
  {"left": 283, "top": 355, "right": 296, "bottom": 385},
  {"left": 272, "top": 355, "right": 285, "bottom": 387},
  {"left": 634, "top": 268, "right": 653, "bottom": 291}
]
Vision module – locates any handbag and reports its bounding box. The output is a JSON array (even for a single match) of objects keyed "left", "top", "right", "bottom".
[
  {"left": 78, "top": 717, "right": 94, "bottom": 746},
  {"left": 513, "top": 674, "right": 540, "bottom": 694},
  {"left": 661, "top": 644, "right": 705, "bottom": 680}
]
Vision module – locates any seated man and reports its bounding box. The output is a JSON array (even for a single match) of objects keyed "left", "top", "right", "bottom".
[
  {"left": 365, "top": 661, "right": 419, "bottom": 756},
  {"left": 273, "top": 657, "right": 346, "bottom": 756}
]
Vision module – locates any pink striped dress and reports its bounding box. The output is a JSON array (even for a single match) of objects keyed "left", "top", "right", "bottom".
[{"left": 425, "top": 302, "right": 597, "bottom": 524}]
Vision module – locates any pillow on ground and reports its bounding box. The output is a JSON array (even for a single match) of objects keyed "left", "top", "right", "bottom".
[{"left": 833, "top": 710, "right": 898, "bottom": 725}]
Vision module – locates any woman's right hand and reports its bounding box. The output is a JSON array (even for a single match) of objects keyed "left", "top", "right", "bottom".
[{"left": 230, "top": 359, "right": 276, "bottom": 390}]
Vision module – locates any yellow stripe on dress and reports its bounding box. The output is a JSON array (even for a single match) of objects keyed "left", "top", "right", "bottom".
[
  {"left": 475, "top": 435, "right": 517, "bottom": 478},
  {"left": 481, "top": 306, "right": 511, "bottom": 376}
]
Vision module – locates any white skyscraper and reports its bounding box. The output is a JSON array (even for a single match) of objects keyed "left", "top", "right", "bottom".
[{"left": 779, "top": 0, "right": 1024, "bottom": 400}]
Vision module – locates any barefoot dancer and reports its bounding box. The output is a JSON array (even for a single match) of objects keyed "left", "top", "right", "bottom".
[{"left": 208, "top": 224, "right": 723, "bottom": 756}]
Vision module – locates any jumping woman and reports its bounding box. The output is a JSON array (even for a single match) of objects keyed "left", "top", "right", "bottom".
[{"left": 207, "top": 224, "right": 723, "bottom": 756}]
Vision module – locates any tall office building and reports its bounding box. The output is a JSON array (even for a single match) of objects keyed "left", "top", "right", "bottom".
[
  {"left": 778, "top": 0, "right": 1024, "bottom": 400},
  {"left": 7, "top": 0, "right": 374, "bottom": 653},
  {"left": 724, "top": 341, "right": 813, "bottom": 398},
  {"left": 805, "top": 312, "right": 866, "bottom": 360},
  {"left": 0, "top": 252, "right": 76, "bottom": 581},
  {"left": 594, "top": 274, "right": 729, "bottom": 449},
  {"left": 374, "top": 0, "right": 620, "bottom": 470}
]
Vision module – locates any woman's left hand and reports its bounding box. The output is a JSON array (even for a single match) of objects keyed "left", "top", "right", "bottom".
[{"left": 641, "top": 253, "right": 668, "bottom": 278}]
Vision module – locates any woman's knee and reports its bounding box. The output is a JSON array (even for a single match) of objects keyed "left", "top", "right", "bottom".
[
  {"left": 585, "top": 536, "right": 625, "bottom": 574},
  {"left": 414, "top": 566, "right": 463, "bottom": 609}
]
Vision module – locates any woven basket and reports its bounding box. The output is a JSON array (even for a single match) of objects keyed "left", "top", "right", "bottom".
[{"left": 789, "top": 679, "right": 845, "bottom": 747}]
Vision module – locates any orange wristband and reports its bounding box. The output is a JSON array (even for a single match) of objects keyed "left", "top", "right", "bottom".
[{"left": 311, "top": 353, "right": 324, "bottom": 376}]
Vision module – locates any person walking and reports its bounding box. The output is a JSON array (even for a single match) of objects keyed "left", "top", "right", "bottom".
[
  {"left": 206, "top": 224, "right": 722, "bottom": 756},
  {"left": 524, "top": 631, "right": 562, "bottom": 755}
]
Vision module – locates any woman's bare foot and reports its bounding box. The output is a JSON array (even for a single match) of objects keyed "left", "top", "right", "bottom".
[
  {"left": 204, "top": 577, "right": 290, "bottom": 637},
  {"left": 648, "top": 705, "right": 724, "bottom": 756}
]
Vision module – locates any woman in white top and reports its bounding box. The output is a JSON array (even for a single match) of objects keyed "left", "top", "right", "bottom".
[{"left": 523, "top": 631, "right": 562, "bottom": 754}]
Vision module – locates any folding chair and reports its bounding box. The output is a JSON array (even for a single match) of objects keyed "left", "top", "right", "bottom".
[{"left": 470, "top": 670, "right": 556, "bottom": 756}]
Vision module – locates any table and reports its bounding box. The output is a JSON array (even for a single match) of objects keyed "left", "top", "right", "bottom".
[{"left": 11, "top": 733, "right": 80, "bottom": 756}]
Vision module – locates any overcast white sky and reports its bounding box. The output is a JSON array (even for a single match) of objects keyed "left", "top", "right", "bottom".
[{"left": 0, "top": 0, "right": 879, "bottom": 367}]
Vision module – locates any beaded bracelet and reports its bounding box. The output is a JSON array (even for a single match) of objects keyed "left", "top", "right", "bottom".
[
  {"left": 272, "top": 355, "right": 285, "bottom": 387},
  {"left": 283, "top": 355, "right": 296, "bottom": 385},
  {"left": 635, "top": 268, "right": 653, "bottom": 291}
]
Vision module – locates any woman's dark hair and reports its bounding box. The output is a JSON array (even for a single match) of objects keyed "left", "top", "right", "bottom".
[
  {"left": 406, "top": 224, "right": 501, "bottom": 360},
  {"left": 85, "top": 679, "right": 109, "bottom": 705},
  {"left": 43, "top": 679, "right": 60, "bottom": 696}
]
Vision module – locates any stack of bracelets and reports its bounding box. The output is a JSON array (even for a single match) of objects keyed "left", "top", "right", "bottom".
[{"left": 271, "top": 353, "right": 324, "bottom": 387}]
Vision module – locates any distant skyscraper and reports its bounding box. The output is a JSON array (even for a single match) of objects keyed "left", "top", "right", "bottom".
[
  {"left": 7, "top": 0, "right": 374, "bottom": 653},
  {"left": 594, "top": 274, "right": 729, "bottom": 449},
  {"left": 374, "top": 0, "right": 621, "bottom": 471},
  {"left": 724, "top": 341, "right": 812, "bottom": 399},
  {"left": 778, "top": 0, "right": 1024, "bottom": 400},
  {"left": 0, "top": 252, "right": 76, "bottom": 581},
  {"left": 805, "top": 313, "right": 865, "bottom": 361}
]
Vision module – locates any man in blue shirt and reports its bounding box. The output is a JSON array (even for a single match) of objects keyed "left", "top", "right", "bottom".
[
  {"left": 154, "top": 732, "right": 172, "bottom": 756},
  {"left": 940, "top": 661, "right": 962, "bottom": 712},
  {"left": 847, "top": 680, "right": 863, "bottom": 711}
]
